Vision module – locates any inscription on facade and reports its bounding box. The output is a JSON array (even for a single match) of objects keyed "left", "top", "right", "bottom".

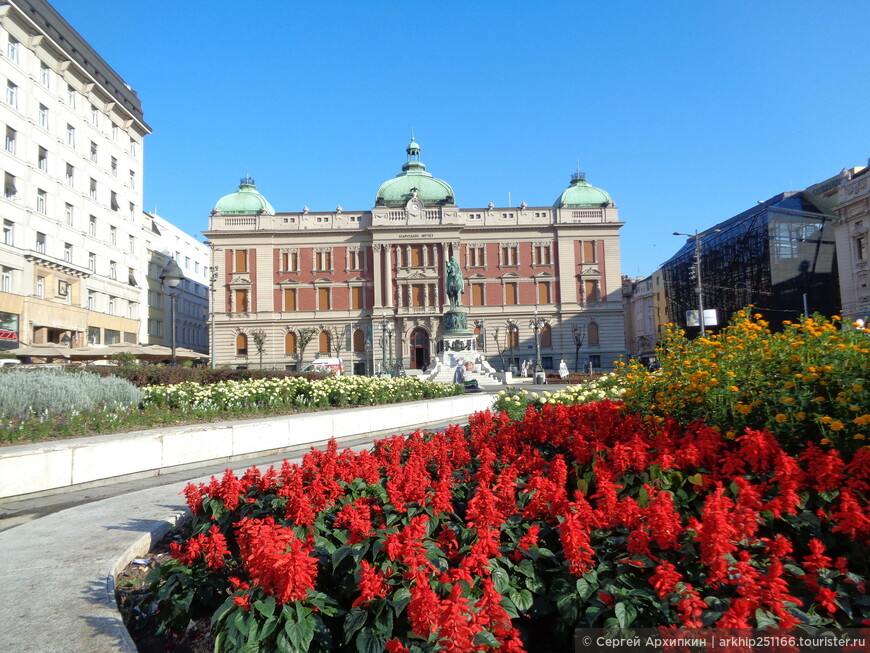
[{"left": 398, "top": 233, "right": 436, "bottom": 239}]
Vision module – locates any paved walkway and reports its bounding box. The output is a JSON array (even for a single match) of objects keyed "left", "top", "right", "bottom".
[{"left": 0, "top": 416, "right": 475, "bottom": 653}]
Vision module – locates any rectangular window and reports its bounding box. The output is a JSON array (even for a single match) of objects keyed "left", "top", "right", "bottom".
[
  {"left": 505, "top": 283, "right": 518, "bottom": 305},
  {"left": 65, "top": 203, "right": 73, "bottom": 226},
  {"left": 111, "top": 123, "right": 117, "bottom": 141},
  {"left": 108, "top": 296, "right": 115, "bottom": 315},
  {"left": 4, "top": 172, "right": 16, "bottom": 199},
  {"left": 39, "top": 62, "right": 50, "bottom": 87},
  {"left": 5, "top": 126, "right": 15, "bottom": 153},
  {"left": 67, "top": 84, "right": 76, "bottom": 107},
  {"left": 411, "top": 284, "right": 424, "bottom": 307},
  {"left": 410, "top": 245, "right": 423, "bottom": 267},
  {"left": 66, "top": 163, "right": 74, "bottom": 186},
  {"left": 130, "top": 138, "right": 137, "bottom": 158},
  {"left": 105, "top": 329, "right": 120, "bottom": 345},
  {"left": 110, "top": 191, "right": 119, "bottom": 211},
  {"left": 283, "top": 288, "right": 297, "bottom": 311},
  {"left": 110, "top": 156, "right": 117, "bottom": 177},
  {"left": 349, "top": 249, "right": 364, "bottom": 270},
  {"left": 351, "top": 286, "right": 363, "bottom": 310},
  {"left": 36, "top": 189, "right": 46, "bottom": 214},
  {"left": 129, "top": 203, "right": 135, "bottom": 220},
  {"left": 88, "top": 252, "right": 95, "bottom": 272},
  {"left": 109, "top": 260, "right": 116, "bottom": 279},
  {"left": 584, "top": 279, "right": 600, "bottom": 303},
  {"left": 129, "top": 170, "right": 135, "bottom": 189},
  {"left": 1, "top": 267, "right": 10, "bottom": 293},
  {"left": 109, "top": 225, "right": 116, "bottom": 245},
  {"left": 501, "top": 246, "right": 518, "bottom": 266},
  {"left": 582, "top": 241, "right": 596, "bottom": 263},
  {"left": 468, "top": 246, "right": 485, "bottom": 267},
  {"left": 537, "top": 281, "right": 552, "bottom": 304},
  {"left": 87, "top": 291, "right": 95, "bottom": 311},
  {"left": 184, "top": 256, "right": 190, "bottom": 269},
  {"left": 38, "top": 146, "right": 47, "bottom": 171},
  {"left": 857, "top": 236, "right": 867, "bottom": 261},
  {"left": 64, "top": 242, "right": 72, "bottom": 263},
  {"left": 234, "top": 289, "right": 249, "bottom": 312},
  {"left": 66, "top": 124, "right": 75, "bottom": 147},
  {"left": 6, "top": 37, "right": 18, "bottom": 61},
  {"left": 35, "top": 231, "right": 45, "bottom": 253},
  {"left": 6, "top": 81, "right": 17, "bottom": 108},
  {"left": 38, "top": 103, "right": 48, "bottom": 128},
  {"left": 318, "top": 287, "right": 331, "bottom": 310},
  {"left": 471, "top": 283, "right": 484, "bottom": 306},
  {"left": 128, "top": 235, "right": 135, "bottom": 253},
  {"left": 90, "top": 104, "right": 98, "bottom": 127},
  {"left": 89, "top": 216, "right": 97, "bottom": 236},
  {"left": 315, "top": 250, "right": 331, "bottom": 271},
  {"left": 281, "top": 251, "right": 298, "bottom": 271},
  {"left": 89, "top": 141, "right": 97, "bottom": 163},
  {"left": 89, "top": 178, "right": 97, "bottom": 200},
  {"left": 234, "top": 249, "right": 248, "bottom": 272},
  {"left": 36, "top": 275, "right": 44, "bottom": 298},
  {"left": 2, "top": 220, "right": 12, "bottom": 245},
  {"left": 534, "top": 244, "right": 551, "bottom": 265}
]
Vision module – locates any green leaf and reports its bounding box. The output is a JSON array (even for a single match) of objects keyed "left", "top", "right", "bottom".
[
  {"left": 356, "top": 626, "right": 390, "bottom": 653},
  {"left": 576, "top": 577, "right": 596, "bottom": 601},
  {"left": 233, "top": 609, "right": 249, "bottom": 638},
  {"left": 491, "top": 566, "right": 510, "bottom": 594},
  {"left": 392, "top": 587, "right": 412, "bottom": 615},
  {"left": 509, "top": 588, "right": 533, "bottom": 613},
  {"left": 254, "top": 596, "right": 276, "bottom": 620},
  {"left": 474, "top": 631, "right": 502, "bottom": 647},
  {"left": 615, "top": 601, "right": 637, "bottom": 628},
  {"left": 294, "top": 611, "right": 316, "bottom": 652},
  {"left": 343, "top": 608, "right": 368, "bottom": 645}
]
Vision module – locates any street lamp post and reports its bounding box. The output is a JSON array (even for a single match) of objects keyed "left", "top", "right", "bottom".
[
  {"left": 378, "top": 312, "right": 394, "bottom": 376},
  {"left": 159, "top": 258, "right": 184, "bottom": 366},
  {"left": 208, "top": 264, "right": 218, "bottom": 369},
  {"left": 529, "top": 309, "right": 547, "bottom": 384},
  {"left": 673, "top": 229, "right": 720, "bottom": 334}
]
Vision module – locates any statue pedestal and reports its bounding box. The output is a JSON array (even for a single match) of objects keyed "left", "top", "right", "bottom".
[{"left": 437, "top": 336, "right": 477, "bottom": 368}]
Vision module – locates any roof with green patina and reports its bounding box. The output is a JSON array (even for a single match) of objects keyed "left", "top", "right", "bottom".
[
  {"left": 554, "top": 172, "right": 613, "bottom": 208},
  {"left": 375, "top": 140, "right": 455, "bottom": 207},
  {"left": 214, "top": 175, "right": 275, "bottom": 215}
]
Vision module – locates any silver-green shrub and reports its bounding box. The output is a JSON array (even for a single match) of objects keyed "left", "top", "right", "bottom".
[{"left": 0, "top": 368, "right": 143, "bottom": 417}]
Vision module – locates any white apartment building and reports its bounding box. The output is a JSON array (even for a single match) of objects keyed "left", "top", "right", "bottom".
[
  {"left": 0, "top": 0, "right": 149, "bottom": 348},
  {"left": 143, "top": 212, "right": 210, "bottom": 354}
]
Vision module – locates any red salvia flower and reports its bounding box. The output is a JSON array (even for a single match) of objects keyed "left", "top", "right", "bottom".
[
  {"left": 716, "top": 597, "right": 753, "bottom": 628},
  {"left": 352, "top": 560, "right": 390, "bottom": 608},
  {"left": 800, "top": 445, "right": 845, "bottom": 492},
  {"left": 676, "top": 583, "right": 707, "bottom": 628},
  {"left": 648, "top": 561, "right": 682, "bottom": 599},
  {"left": 559, "top": 504, "right": 595, "bottom": 577},
  {"left": 689, "top": 484, "right": 737, "bottom": 586},
  {"left": 816, "top": 587, "right": 838, "bottom": 614},
  {"left": 831, "top": 489, "right": 870, "bottom": 541},
  {"left": 385, "top": 639, "right": 409, "bottom": 653},
  {"left": 803, "top": 538, "right": 832, "bottom": 574}
]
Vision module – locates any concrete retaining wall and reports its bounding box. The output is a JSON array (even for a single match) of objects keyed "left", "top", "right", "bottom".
[{"left": 0, "top": 394, "right": 494, "bottom": 499}]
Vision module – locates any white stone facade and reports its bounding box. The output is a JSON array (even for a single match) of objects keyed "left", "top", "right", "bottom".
[
  {"left": 0, "top": 0, "right": 149, "bottom": 348},
  {"left": 833, "top": 165, "right": 870, "bottom": 323}
]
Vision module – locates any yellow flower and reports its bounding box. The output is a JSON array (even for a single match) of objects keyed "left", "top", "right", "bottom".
[
  {"left": 775, "top": 414, "right": 788, "bottom": 423},
  {"left": 736, "top": 403, "right": 752, "bottom": 415},
  {"left": 830, "top": 421, "right": 845, "bottom": 431},
  {"left": 820, "top": 438, "right": 831, "bottom": 445},
  {"left": 854, "top": 414, "right": 870, "bottom": 426},
  {"left": 796, "top": 412, "right": 807, "bottom": 421},
  {"left": 779, "top": 397, "right": 795, "bottom": 404},
  {"left": 729, "top": 386, "right": 740, "bottom": 392},
  {"left": 854, "top": 434, "right": 866, "bottom": 440},
  {"left": 820, "top": 416, "right": 833, "bottom": 424}
]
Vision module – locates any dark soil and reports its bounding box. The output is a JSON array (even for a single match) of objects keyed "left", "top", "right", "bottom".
[{"left": 115, "top": 525, "right": 215, "bottom": 652}]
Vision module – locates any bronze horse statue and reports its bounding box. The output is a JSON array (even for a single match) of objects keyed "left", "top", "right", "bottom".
[{"left": 446, "top": 256, "right": 465, "bottom": 312}]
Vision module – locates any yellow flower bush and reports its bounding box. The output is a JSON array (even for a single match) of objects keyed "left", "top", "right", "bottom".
[{"left": 598, "top": 311, "right": 870, "bottom": 455}]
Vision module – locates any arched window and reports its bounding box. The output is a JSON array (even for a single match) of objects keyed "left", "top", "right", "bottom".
[
  {"left": 588, "top": 322, "right": 600, "bottom": 346},
  {"left": 353, "top": 329, "right": 366, "bottom": 352},
  {"left": 507, "top": 325, "right": 519, "bottom": 348},
  {"left": 235, "top": 333, "right": 248, "bottom": 356},
  {"left": 284, "top": 331, "right": 297, "bottom": 355},
  {"left": 540, "top": 324, "right": 552, "bottom": 348},
  {"left": 319, "top": 330, "right": 331, "bottom": 354}
]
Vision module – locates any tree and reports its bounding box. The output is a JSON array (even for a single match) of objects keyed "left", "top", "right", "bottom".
[
  {"left": 571, "top": 321, "right": 587, "bottom": 374},
  {"left": 491, "top": 326, "right": 509, "bottom": 372},
  {"left": 329, "top": 325, "right": 346, "bottom": 360},
  {"left": 296, "top": 327, "right": 317, "bottom": 366},
  {"left": 251, "top": 329, "right": 267, "bottom": 369}
]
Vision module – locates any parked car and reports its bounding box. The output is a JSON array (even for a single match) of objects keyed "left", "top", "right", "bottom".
[
  {"left": 302, "top": 358, "right": 344, "bottom": 374},
  {"left": 0, "top": 358, "right": 21, "bottom": 367}
]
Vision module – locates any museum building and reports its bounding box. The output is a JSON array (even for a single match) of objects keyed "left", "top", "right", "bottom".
[{"left": 204, "top": 140, "right": 626, "bottom": 374}]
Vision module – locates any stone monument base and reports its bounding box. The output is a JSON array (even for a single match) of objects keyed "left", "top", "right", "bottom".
[{"left": 436, "top": 336, "right": 478, "bottom": 369}]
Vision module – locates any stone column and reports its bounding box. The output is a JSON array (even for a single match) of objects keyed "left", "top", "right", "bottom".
[
  {"left": 373, "top": 244, "right": 383, "bottom": 308},
  {"left": 385, "top": 245, "right": 394, "bottom": 308}
]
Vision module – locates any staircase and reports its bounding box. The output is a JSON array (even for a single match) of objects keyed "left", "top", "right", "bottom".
[{"left": 422, "top": 360, "right": 502, "bottom": 389}]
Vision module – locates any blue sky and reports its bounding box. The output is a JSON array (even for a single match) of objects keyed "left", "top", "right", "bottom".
[{"left": 50, "top": 1, "right": 870, "bottom": 277}]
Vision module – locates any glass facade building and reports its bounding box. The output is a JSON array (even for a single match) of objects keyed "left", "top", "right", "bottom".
[{"left": 662, "top": 192, "right": 839, "bottom": 331}]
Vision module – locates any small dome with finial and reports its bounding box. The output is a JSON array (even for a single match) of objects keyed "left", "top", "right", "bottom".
[
  {"left": 554, "top": 167, "right": 613, "bottom": 208},
  {"left": 376, "top": 139, "right": 455, "bottom": 207},
  {"left": 214, "top": 175, "right": 275, "bottom": 215}
]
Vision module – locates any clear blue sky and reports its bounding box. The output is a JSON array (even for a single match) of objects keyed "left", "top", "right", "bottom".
[{"left": 50, "top": 0, "right": 870, "bottom": 278}]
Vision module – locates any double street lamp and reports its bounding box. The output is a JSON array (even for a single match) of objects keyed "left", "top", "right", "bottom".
[
  {"left": 159, "top": 258, "right": 184, "bottom": 366},
  {"left": 529, "top": 310, "right": 547, "bottom": 384},
  {"left": 379, "top": 312, "right": 394, "bottom": 376},
  {"left": 673, "top": 229, "right": 720, "bottom": 334}
]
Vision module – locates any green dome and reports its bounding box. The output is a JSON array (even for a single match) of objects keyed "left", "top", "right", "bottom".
[
  {"left": 375, "top": 140, "right": 455, "bottom": 207},
  {"left": 554, "top": 172, "right": 613, "bottom": 208},
  {"left": 214, "top": 175, "right": 275, "bottom": 216}
]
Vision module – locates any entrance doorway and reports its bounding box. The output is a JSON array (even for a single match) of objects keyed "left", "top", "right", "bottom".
[{"left": 408, "top": 327, "right": 430, "bottom": 370}]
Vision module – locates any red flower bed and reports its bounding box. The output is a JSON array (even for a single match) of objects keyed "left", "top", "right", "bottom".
[{"left": 131, "top": 401, "right": 870, "bottom": 651}]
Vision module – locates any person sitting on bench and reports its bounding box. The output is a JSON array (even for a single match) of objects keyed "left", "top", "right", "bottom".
[{"left": 453, "top": 361, "right": 480, "bottom": 391}]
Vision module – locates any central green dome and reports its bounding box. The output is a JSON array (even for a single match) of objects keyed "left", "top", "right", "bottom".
[
  {"left": 214, "top": 175, "right": 275, "bottom": 216},
  {"left": 554, "top": 172, "right": 613, "bottom": 208},
  {"left": 375, "top": 139, "right": 455, "bottom": 207}
]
